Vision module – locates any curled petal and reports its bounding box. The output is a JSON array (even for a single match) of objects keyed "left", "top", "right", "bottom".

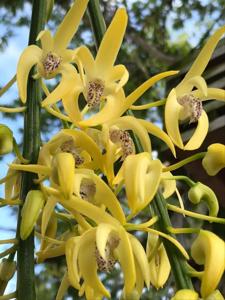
[
  {"left": 123, "top": 70, "right": 179, "bottom": 112},
  {"left": 129, "top": 234, "right": 150, "bottom": 288},
  {"left": 106, "top": 64, "right": 129, "bottom": 92},
  {"left": 165, "top": 89, "right": 184, "bottom": 149},
  {"left": 79, "top": 89, "right": 126, "bottom": 127},
  {"left": 17, "top": 45, "right": 42, "bottom": 103},
  {"left": 41, "top": 65, "right": 80, "bottom": 107},
  {"left": 178, "top": 75, "right": 208, "bottom": 97},
  {"left": 139, "top": 119, "right": 176, "bottom": 157},
  {"left": 96, "top": 223, "right": 116, "bottom": 260},
  {"left": 191, "top": 230, "right": 225, "bottom": 298},
  {"left": 184, "top": 110, "right": 209, "bottom": 150},
  {"left": 124, "top": 153, "right": 162, "bottom": 215},
  {"left": 202, "top": 143, "right": 225, "bottom": 176}
]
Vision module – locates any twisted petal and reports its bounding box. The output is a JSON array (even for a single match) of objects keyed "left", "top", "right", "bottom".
[
  {"left": 62, "top": 88, "right": 83, "bottom": 126},
  {"left": 160, "top": 171, "right": 176, "bottom": 199},
  {"left": 184, "top": 110, "right": 208, "bottom": 150},
  {"left": 78, "top": 89, "right": 126, "bottom": 127},
  {"left": 96, "top": 223, "right": 116, "bottom": 259},
  {"left": 191, "top": 230, "right": 225, "bottom": 298},
  {"left": 41, "top": 65, "right": 80, "bottom": 107},
  {"left": 193, "top": 87, "right": 225, "bottom": 102},
  {"left": 177, "top": 75, "right": 207, "bottom": 97},
  {"left": 95, "top": 8, "right": 128, "bottom": 74},
  {"left": 108, "top": 116, "right": 151, "bottom": 153},
  {"left": 74, "top": 46, "right": 95, "bottom": 78},
  {"left": 122, "top": 70, "right": 179, "bottom": 112},
  {"left": 106, "top": 64, "right": 129, "bottom": 92},
  {"left": 54, "top": 0, "right": 89, "bottom": 50},
  {"left": 17, "top": 45, "right": 42, "bottom": 103},
  {"left": 139, "top": 119, "right": 176, "bottom": 157}
]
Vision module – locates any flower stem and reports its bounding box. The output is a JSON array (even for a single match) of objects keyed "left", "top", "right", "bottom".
[
  {"left": 152, "top": 193, "right": 193, "bottom": 289},
  {"left": 16, "top": 1, "right": 46, "bottom": 300},
  {"left": 163, "top": 152, "right": 206, "bottom": 172},
  {"left": 0, "top": 75, "right": 16, "bottom": 97}
]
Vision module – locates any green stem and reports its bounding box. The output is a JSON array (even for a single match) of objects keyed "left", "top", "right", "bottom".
[
  {"left": 0, "top": 75, "right": 16, "bottom": 97},
  {"left": 16, "top": 1, "right": 46, "bottom": 300},
  {"left": 152, "top": 193, "right": 193, "bottom": 289},
  {"left": 87, "top": 0, "right": 193, "bottom": 292},
  {"left": 163, "top": 152, "right": 206, "bottom": 172}
]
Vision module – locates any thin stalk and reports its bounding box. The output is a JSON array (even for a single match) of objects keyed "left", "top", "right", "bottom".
[
  {"left": 16, "top": 1, "right": 46, "bottom": 300},
  {"left": 163, "top": 152, "right": 206, "bottom": 172},
  {"left": 87, "top": 0, "right": 193, "bottom": 291}
]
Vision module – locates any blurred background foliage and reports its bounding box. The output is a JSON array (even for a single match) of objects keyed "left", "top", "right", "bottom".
[{"left": 0, "top": 0, "right": 224, "bottom": 299}]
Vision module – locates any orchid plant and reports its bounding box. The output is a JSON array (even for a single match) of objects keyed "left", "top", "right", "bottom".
[{"left": 0, "top": 1, "right": 224, "bottom": 300}]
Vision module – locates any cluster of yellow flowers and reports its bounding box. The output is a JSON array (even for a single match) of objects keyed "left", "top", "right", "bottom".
[{"left": 0, "top": 0, "right": 225, "bottom": 299}]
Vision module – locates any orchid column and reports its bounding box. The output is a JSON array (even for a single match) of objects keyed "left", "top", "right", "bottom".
[{"left": 16, "top": 1, "right": 46, "bottom": 299}]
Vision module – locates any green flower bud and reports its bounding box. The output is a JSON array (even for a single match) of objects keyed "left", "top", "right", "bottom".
[
  {"left": 120, "top": 289, "right": 140, "bottom": 300},
  {"left": 20, "top": 190, "right": 45, "bottom": 240},
  {"left": 171, "top": 289, "right": 199, "bottom": 300},
  {"left": 202, "top": 144, "right": 225, "bottom": 176},
  {"left": 188, "top": 182, "right": 219, "bottom": 217},
  {"left": 0, "top": 124, "right": 13, "bottom": 155},
  {"left": 0, "top": 259, "right": 16, "bottom": 295},
  {"left": 0, "top": 259, "right": 16, "bottom": 281}
]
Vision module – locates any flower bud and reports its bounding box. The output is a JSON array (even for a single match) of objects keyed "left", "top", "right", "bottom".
[
  {"left": 0, "top": 259, "right": 16, "bottom": 294},
  {"left": 171, "top": 289, "right": 199, "bottom": 300},
  {"left": 120, "top": 289, "right": 140, "bottom": 300},
  {"left": 188, "top": 182, "right": 219, "bottom": 217},
  {"left": 0, "top": 124, "right": 13, "bottom": 155},
  {"left": 202, "top": 144, "right": 225, "bottom": 176},
  {"left": 20, "top": 190, "right": 45, "bottom": 240},
  {"left": 0, "top": 259, "right": 16, "bottom": 281}
]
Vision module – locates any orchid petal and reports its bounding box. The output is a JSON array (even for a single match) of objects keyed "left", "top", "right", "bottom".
[
  {"left": 78, "top": 230, "right": 111, "bottom": 298},
  {"left": 74, "top": 169, "right": 126, "bottom": 224},
  {"left": 139, "top": 119, "right": 176, "bottom": 157},
  {"left": 165, "top": 89, "right": 184, "bottom": 149},
  {"left": 96, "top": 223, "right": 115, "bottom": 260},
  {"left": 122, "top": 71, "right": 179, "bottom": 112},
  {"left": 108, "top": 116, "right": 151, "bottom": 153},
  {"left": 41, "top": 196, "right": 57, "bottom": 237},
  {"left": 178, "top": 25, "right": 225, "bottom": 84},
  {"left": 62, "top": 88, "right": 82, "bottom": 126},
  {"left": 129, "top": 234, "right": 150, "bottom": 288},
  {"left": 36, "top": 30, "right": 54, "bottom": 53},
  {"left": 106, "top": 65, "right": 129, "bottom": 92},
  {"left": 178, "top": 75, "right": 208, "bottom": 96},
  {"left": 116, "top": 227, "right": 136, "bottom": 295},
  {"left": 75, "top": 46, "right": 95, "bottom": 78},
  {"left": 41, "top": 65, "right": 79, "bottom": 107},
  {"left": 193, "top": 88, "right": 225, "bottom": 102},
  {"left": 79, "top": 89, "right": 126, "bottom": 127},
  {"left": 95, "top": 8, "right": 128, "bottom": 74},
  {"left": 54, "top": 0, "right": 89, "bottom": 50},
  {"left": 184, "top": 110, "right": 208, "bottom": 150},
  {"left": 17, "top": 45, "right": 42, "bottom": 103}
]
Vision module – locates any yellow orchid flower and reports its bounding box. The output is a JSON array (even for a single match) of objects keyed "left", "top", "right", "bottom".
[
  {"left": 165, "top": 25, "right": 225, "bottom": 150},
  {"left": 38, "top": 128, "right": 103, "bottom": 171},
  {"left": 78, "top": 70, "right": 179, "bottom": 128},
  {"left": 102, "top": 116, "right": 151, "bottom": 185},
  {"left": 202, "top": 143, "right": 225, "bottom": 176},
  {"left": 65, "top": 224, "right": 136, "bottom": 298},
  {"left": 0, "top": 124, "right": 13, "bottom": 155},
  {"left": 41, "top": 8, "right": 128, "bottom": 123},
  {"left": 118, "top": 152, "right": 162, "bottom": 217},
  {"left": 146, "top": 233, "right": 171, "bottom": 289},
  {"left": 191, "top": 230, "right": 225, "bottom": 298},
  {"left": 17, "top": 0, "right": 88, "bottom": 103},
  {"left": 159, "top": 169, "right": 176, "bottom": 199},
  {"left": 73, "top": 168, "right": 126, "bottom": 224}
]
